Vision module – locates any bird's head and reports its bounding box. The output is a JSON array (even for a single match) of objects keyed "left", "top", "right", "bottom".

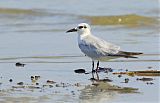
[{"left": 66, "top": 23, "right": 91, "bottom": 35}]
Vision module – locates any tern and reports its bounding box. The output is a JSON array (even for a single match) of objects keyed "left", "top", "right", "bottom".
[{"left": 66, "top": 23, "right": 143, "bottom": 72}]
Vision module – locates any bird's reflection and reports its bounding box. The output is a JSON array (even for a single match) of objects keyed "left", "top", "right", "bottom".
[
  {"left": 79, "top": 81, "right": 116, "bottom": 103},
  {"left": 79, "top": 72, "right": 115, "bottom": 103},
  {"left": 91, "top": 71, "right": 99, "bottom": 81},
  {"left": 79, "top": 71, "right": 138, "bottom": 103}
]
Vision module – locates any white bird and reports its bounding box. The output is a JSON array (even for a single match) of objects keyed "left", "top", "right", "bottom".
[{"left": 66, "top": 23, "right": 142, "bottom": 72}]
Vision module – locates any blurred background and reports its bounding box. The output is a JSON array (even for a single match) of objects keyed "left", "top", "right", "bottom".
[{"left": 0, "top": 0, "right": 159, "bottom": 57}]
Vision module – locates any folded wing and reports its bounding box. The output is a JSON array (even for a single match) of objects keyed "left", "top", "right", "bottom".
[{"left": 84, "top": 35, "right": 120, "bottom": 55}]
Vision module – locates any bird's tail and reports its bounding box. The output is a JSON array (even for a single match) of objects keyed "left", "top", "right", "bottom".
[
  {"left": 117, "top": 51, "right": 143, "bottom": 58},
  {"left": 119, "top": 51, "right": 143, "bottom": 56}
]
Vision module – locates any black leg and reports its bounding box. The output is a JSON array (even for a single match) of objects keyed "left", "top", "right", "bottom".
[
  {"left": 92, "top": 60, "right": 95, "bottom": 79},
  {"left": 96, "top": 61, "right": 99, "bottom": 71},
  {"left": 92, "top": 60, "right": 94, "bottom": 72}
]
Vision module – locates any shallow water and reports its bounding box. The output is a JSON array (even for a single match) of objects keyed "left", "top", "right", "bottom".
[{"left": 0, "top": 0, "right": 159, "bottom": 103}]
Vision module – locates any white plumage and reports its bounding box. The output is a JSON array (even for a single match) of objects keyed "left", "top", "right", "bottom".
[
  {"left": 78, "top": 32, "right": 120, "bottom": 61},
  {"left": 66, "top": 23, "right": 142, "bottom": 71}
]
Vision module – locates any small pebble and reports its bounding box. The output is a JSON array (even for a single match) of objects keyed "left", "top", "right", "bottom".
[
  {"left": 147, "top": 66, "right": 152, "bottom": 69},
  {"left": 15, "top": 62, "right": 25, "bottom": 67},
  {"left": 17, "top": 82, "right": 24, "bottom": 85},
  {"left": 124, "top": 78, "right": 129, "bottom": 83},
  {"left": 74, "top": 69, "right": 86, "bottom": 74},
  {"left": 49, "top": 85, "right": 53, "bottom": 88},
  {"left": 55, "top": 84, "right": 60, "bottom": 87},
  {"left": 61, "top": 82, "right": 66, "bottom": 87},
  {"left": 35, "top": 76, "right": 40, "bottom": 80},
  {"left": 31, "top": 76, "right": 34, "bottom": 80},
  {"left": 9, "top": 79, "right": 13, "bottom": 82},
  {"left": 47, "top": 80, "right": 56, "bottom": 84},
  {"left": 118, "top": 75, "right": 122, "bottom": 78},
  {"left": 71, "top": 91, "right": 75, "bottom": 95},
  {"left": 146, "top": 82, "right": 154, "bottom": 85},
  {"left": 36, "top": 83, "right": 39, "bottom": 85},
  {"left": 74, "top": 83, "right": 80, "bottom": 87}
]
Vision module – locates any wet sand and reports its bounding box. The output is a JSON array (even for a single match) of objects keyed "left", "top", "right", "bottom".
[{"left": 0, "top": 54, "right": 159, "bottom": 103}]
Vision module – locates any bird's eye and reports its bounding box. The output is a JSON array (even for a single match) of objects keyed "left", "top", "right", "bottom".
[
  {"left": 84, "top": 25, "right": 87, "bottom": 28},
  {"left": 78, "top": 26, "right": 83, "bottom": 29}
]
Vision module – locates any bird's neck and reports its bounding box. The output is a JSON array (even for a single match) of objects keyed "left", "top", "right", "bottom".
[
  {"left": 78, "top": 30, "right": 91, "bottom": 37},
  {"left": 78, "top": 33, "right": 91, "bottom": 40},
  {"left": 79, "top": 30, "right": 91, "bottom": 37}
]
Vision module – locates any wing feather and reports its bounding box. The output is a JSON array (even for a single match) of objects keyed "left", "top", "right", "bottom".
[{"left": 84, "top": 35, "right": 120, "bottom": 55}]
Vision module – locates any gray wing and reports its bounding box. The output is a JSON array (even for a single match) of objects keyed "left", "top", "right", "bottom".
[{"left": 84, "top": 35, "right": 120, "bottom": 55}]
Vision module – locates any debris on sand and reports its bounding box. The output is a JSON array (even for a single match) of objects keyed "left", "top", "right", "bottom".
[
  {"left": 9, "top": 79, "right": 13, "bottom": 82},
  {"left": 121, "top": 78, "right": 129, "bottom": 83},
  {"left": 74, "top": 69, "right": 86, "bottom": 74},
  {"left": 113, "top": 72, "right": 126, "bottom": 75},
  {"left": 17, "top": 82, "right": 24, "bottom": 85},
  {"left": 30, "top": 75, "right": 41, "bottom": 83},
  {"left": 27, "top": 86, "right": 40, "bottom": 89},
  {"left": 113, "top": 70, "right": 160, "bottom": 76},
  {"left": 35, "top": 76, "right": 40, "bottom": 80},
  {"left": 12, "top": 85, "right": 41, "bottom": 89},
  {"left": 74, "top": 83, "right": 81, "bottom": 87},
  {"left": 134, "top": 70, "right": 160, "bottom": 76},
  {"left": 31, "top": 76, "right": 34, "bottom": 80},
  {"left": 136, "top": 77, "right": 153, "bottom": 81},
  {"left": 118, "top": 75, "right": 122, "bottom": 78},
  {"left": 124, "top": 78, "right": 129, "bottom": 83},
  {"left": 55, "top": 82, "right": 71, "bottom": 88},
  {"left": 146, "top": 82, "right": 154, "bottom": 85},
  {"left": 12, "top": 85, "right": 25, "bottom": 89},
  {"left": 46, "top": 80, "right": 56, "bottom": 84},
  {"left": 15, "top": 62, "right": 26, "bottom": 67},
  {"left": 42, "top": 84, "right": 53, "bottom": 88},
  {"left": 98, "top": 67, "right": 113, "bottom": 73},
  {"left": 36, "top": 83, "right": 39, "bottom": 85},
  {"left": 127, "top": 72, "right": 135, "bottom": 77}
]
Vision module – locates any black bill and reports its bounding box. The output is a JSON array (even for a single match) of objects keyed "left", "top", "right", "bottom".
[{"left": 66, "top": 28, "right": 77, "bottom": 33}]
